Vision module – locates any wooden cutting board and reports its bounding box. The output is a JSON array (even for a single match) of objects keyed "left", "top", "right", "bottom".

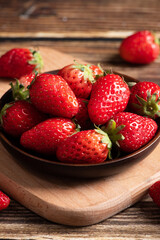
[{"left": 0, "top": 47, "right": 160, "bottom": 226}]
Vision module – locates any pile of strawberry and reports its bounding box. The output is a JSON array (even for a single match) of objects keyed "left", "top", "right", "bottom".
[
  {"left": 0, "top": 30, "right": 160, "bottom": 211},
  {"left": 0, "top": 54, "right": 159, "bottom": 165}
]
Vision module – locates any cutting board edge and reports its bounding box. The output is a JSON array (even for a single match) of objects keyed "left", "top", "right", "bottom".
[{"left": 0, "top": 168, "right": 160, "bottom": 226}]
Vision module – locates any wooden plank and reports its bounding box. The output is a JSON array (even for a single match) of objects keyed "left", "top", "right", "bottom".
[
  {"left": 0, "top": 196, "right": 160, "bottom": 239},
  {"left": 0, "top": 47, "right": 160, "bottom": 227},
  {"left": 1, "top": 0, "right": 160, "bottom": 38}
]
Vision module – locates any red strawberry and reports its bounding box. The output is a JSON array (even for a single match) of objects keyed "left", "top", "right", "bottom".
[
  {"left": 0, "top": 191, "right": 10, "bottom": 211},
  {"left": 120, "top": 31, "right": 159, "bottom": 64},
  {"left": 88, "top": 74, "right": 130, "bottom": 125},
  {"left": 56, "top": 129, "right": 112, "bottom": 164},
  {"left": 20, "top": 118, "right": 78, "bottom": 155},
  {"left": 58, "top": 63, "right": 103, "bottom": 98},
  {"left": 0, "top": 48, "right": 43, "bottom": 78},
  {"left": 128, "top": 81, "right": 160, "bottom": 119},
  {"left": 29, "top": 73, "right": 79, "bottom": 118},
  {"left": 104, "top": 112, "right": 158, "bottom": 152},
  {"left": 75, "top": 98, "right": 92, "bottom": 130},
  {"left": 19, "top": 72, "right": 37, "bottom": 88},
  {"left": 149, "top": 181, "right": 160, "bottom": 207},
  {"left": 0, "top": 100, "right": 46, "bottom": 137}
]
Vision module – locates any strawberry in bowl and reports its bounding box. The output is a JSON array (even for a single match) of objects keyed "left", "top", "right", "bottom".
[{"left": 0, "top": 63, "right": 159, "bottom": 178}]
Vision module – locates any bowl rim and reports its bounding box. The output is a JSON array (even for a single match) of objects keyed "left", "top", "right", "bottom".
[{"left": 0, "top": 71, "right": 160, "bottom": 168}]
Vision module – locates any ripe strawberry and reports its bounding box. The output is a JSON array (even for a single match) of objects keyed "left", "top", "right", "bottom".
[
  {"left": 120, "top": 31, "right": 159, "bottom": 64},
  {"left": 58, "top": 63, "right": 103, "bottom": 98},
  {"left": 29, "top": 73, "right": 79, "bottom": 118},
  {"left": 75, "top": 98, "right": 92, "bottom": 130},
  {"left": 104, "top": 112, "right": 158, "bottom": 152},
  {"left": 19, "top": 72, "right": 37, "bottom": 88},
  {"left": 0, "top": 48, "right": 43, "bottom": 78},
  {"left": 0, "top": 100, "right": 46, "bottom": 137},
  {"left": 149, "top": 181, "right": 160, "bottom": 207},
  {"left": 20, "top": 118, "right": 78, "bottom": 155},
  {"left": 88, "top": 74, "right": 130, "bottom": 125},
  {"left": 56, "top": 129, "right": 112, "bottom": 164},
  {"left": 0, "top": 191, "right": 10, "bottom": 211},
  {"left": 129, "top": 81, "right": 160, "bottom": 119}
]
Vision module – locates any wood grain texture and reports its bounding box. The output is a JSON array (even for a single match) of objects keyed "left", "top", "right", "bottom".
[
  {"left": 1, "top": 0, "right": 160, "bottom": 38},
  {"left": 0, "top": 196, "right": 160, "bottom": 240},
  {"left": 0, "top": 47, "right": 160, "bottom": 227}
]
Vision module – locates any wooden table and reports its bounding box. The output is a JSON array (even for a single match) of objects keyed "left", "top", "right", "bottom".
[{"left": 0, "top": 0, "right": 160, "bottom": 239}]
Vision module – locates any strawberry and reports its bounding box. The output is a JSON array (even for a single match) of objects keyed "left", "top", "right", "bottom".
[
  {"left": 104, "top": 112, "right": 158, "bottom": 153},
  {"left": 0, "top": 191, "right": 10, "bottom": 211},
  {"left": 20, "top": 118, "right": 78, "bottom": 155},
  {"left": 58, "top": 63, "right": 103, "bottom": 98},
  {"left": 19, "top": 72, "right": 37, "bottom": 88},
  {"left": 0, "top": 100, "right": 46, "bottom": 137},
  {"left": 0, "top": 48, "right": 43, "bottom": 78},
  {"left": 56, "top": 129, "right": 112, "bottom": 164},
  {"left": 75, "top": 98, "right": 92, "bottom": 130},
  {"left": 29, "top": 73, "right": 79, "bottom": 118},
  {"left": 149, "top": 181, "right": 160, "bottom": 208},
  {"left": 128, "top": 81, "right": 160, "bottom": 119},
  {"left": 88, "top": 74, "right": 130, "bottom": 125},
  {"left": 119, "top": 31, "right": 159, "bottom": 64}
]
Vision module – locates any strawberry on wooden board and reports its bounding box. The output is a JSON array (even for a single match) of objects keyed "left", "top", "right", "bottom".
[
  {"left": 104, "top": 112, "right": 158, "bottom": 153},
  {"left": 149, "top": 181, "right": 160, "bottom": 208},
  {"left": 119, "top": 31, "right": 160, "bottom": 64},
  {"left": 58, "top": 63, "right": 103, "bottom": 98},
  {"left": 56, "top": 129, "right": 112, "bottom": 164},
  {"left": 75, "top": 98, "right": 92, "bottom": 130},
  {"left": 20, "top": 118, "right": 78, "bottom": 155},
  {"left": 0, "top": 48, "right": 43, "bottom": 78},
  {"left": 0, "top": 190, "right": 10, "bottom": 211},
  {"left": 128, "top": 81, "right": 160, "bottom": 119},
  {"left": 0, "top": 100, "right": 46, "bottom": 137},
  {"left": 88, "top": 74, "right": 130, "bottom": 125},
  {"left": 29, "top": 73, "right": 79, "bottom": 118}
]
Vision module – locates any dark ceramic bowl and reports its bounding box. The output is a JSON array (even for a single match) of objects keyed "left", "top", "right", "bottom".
[{"left": 0, "top": 72, "right": 160, "bottom": 178}]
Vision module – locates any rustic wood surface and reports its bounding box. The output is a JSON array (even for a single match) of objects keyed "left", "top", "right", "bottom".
[
  {"left": 0, "top": 0, "right": 160, "bottom": 239},
  {"left": 1, "top": 0, "right": 160, "bottom": 38}
]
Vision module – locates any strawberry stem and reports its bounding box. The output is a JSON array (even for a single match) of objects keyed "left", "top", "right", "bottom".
[
  {"left": 71, "top": 118, "right": 81, "bottom": 134},
  {"left": 10, "top": 80, "right": 29, "bottom": 101},
  {"left": 0, "top": 103, "right": 12, "bottom": 125},
  {"left": 28, "top": 49, "right": 43, "bottom": 72},
  {"left": 72, "top": 61, "right": 96, "bottom": 84},
  {"left": 133, "top": 91, "right": 160, "bottom": 118},
  {"left": 102, "top": 119, "right": 125, "bottom": 147},
  {"left": 127, "top": 82, "right": 137, "bottom": 88}
]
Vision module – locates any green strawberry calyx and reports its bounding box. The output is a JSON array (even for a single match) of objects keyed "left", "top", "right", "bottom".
[
  {"left": 0, "top": 103, "right": 12, "bottom": 126},
  {"left": 72, "top": 61, "right": 96, "bottom": 84},
  {"left": 101, "top": 119, "right": 125, "bottom": 147},
  {"left": 133, "top": 91, "right": 160, "bottom": 118},
  {"left": 10, "top": 80, "right": 30, "bottom": 101},
  {"left": 153, "top": 35, "right": 160, "bottom": 46},
  {"left": 127, "top": 81, "right": 137, "bottom": 88},
  {"left": 94, "top": 126, "right": 112, "bottom": 159},
  {"left": 28, "top": 49, "right": 44, "bottom": 72},
  {"left": 71, "top": 118, "right": 81, "bottom": 135}
]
